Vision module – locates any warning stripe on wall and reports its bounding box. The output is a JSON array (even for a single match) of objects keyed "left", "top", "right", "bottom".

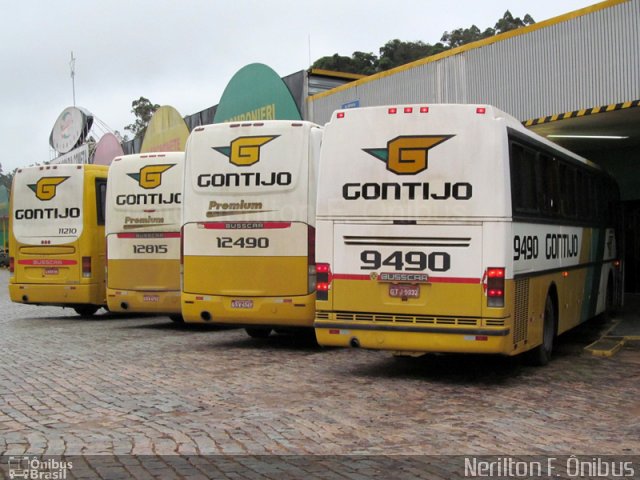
[{"left": 523, "top": 100, "right": 640, "bottom": 127}]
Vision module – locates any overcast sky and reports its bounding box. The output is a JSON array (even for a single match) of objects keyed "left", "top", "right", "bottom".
[{"left": 1, "top": 0, "right": 596, "bottom": 173}]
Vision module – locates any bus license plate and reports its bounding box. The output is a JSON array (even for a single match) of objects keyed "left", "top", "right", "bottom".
[
  {"left": 389, "top": 284, "right": 420, "bottom": 298},
  {"left": 44, "top": 268, "right": 59, "bottom": 275},
  {"left": 231, "top": 299, "right": 253, "bottom": 309},
  {"left": 143, "top": 295, "right": 160, "bottom": 302}
]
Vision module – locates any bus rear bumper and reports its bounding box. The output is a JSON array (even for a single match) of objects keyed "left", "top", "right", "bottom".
[
  {"left": 314, "top": 320, "right": 512, "bottom": 355},
  {"left": 181, "top": 292, "right": 315, "bottom": 327},
  {"left": 9, "top": 282, "right": 104, "bottom": 307},
  {"left": 107, "top": 288, "right": 181, "bottom": 314}
]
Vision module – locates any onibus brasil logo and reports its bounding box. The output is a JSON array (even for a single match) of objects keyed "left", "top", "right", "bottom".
[
  {"left": 213, "top": 135, "right": 279, "bottom": 166},
  {"left": 28, "top": 176, "right": 69, "bottom": 201},
  {"left": 127, "top": 164, "right": 176, "bottom": 189},
  {"left": 363, "top": 135, "right": 454, "bottom": 175}
]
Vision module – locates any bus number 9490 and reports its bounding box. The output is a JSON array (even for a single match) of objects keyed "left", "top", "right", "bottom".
[
  {"left": 360, "top": 250, "right": 450, "bottom": 272},
  {"left": 513, "top": 235, "right": 539, "bottom": 261}
]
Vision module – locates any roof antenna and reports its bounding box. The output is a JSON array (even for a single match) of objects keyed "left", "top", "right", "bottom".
[{"left": 70, "top": 51, "right": 76, "bottom": 106}]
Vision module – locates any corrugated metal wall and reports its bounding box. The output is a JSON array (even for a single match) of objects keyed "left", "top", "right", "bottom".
[{"left": 308, "top": 0, "right": 639, "bottom": 124}]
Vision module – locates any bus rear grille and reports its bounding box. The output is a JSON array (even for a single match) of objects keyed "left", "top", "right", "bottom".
[
  {"left": 330, "top": 312, "right": 480, "bottom": 326},
  {"left": 514, "top": 279, "right": 529, "bottom": 343},
  {"left": 485, "top": 319, "right": 506, "bottom": 327},
  {"left": 343, "top": 235, "right": 471, "bottom": 248}
]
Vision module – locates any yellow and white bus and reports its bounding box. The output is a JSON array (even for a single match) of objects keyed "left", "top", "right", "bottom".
[
  {"left": 105, "top": 152, "right": 183, "bottom": 320},
  {"left": 9, "top": 164, "right": 109, "bottom": 316},
  {"left": 181, "top": 120, "right": 322, "bottom": 338},
  {"left": 314, "top": 104, "right": 622, "bottom": 365}
]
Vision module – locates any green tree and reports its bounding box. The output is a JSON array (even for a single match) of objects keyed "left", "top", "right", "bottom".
[
  {"left": 0, "top": 163, "right": 13, "bottom": 192},
  {"left": 494, "top": 11, "right": 535, "bottom": 34},
  {"left": 311, "top": 10, "right": 536, "bottom": 75},
  {"left": 312, "top": 52, "right": 378, "bottom": 75},
  {"left": 378, "top": 39, "right": 448, "bottom": 71},
  {"left": 440, "top": 25, "right": 495, "bottom": 48},
  {"left": 125, "top": 97, "right": 160, "bottom": 138}
]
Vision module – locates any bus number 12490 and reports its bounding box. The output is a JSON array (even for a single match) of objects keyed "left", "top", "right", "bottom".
[{"left": 216, "top": 237, "right": 269, "bottom": 249}]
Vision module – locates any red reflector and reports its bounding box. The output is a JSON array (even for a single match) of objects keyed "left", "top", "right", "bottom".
[
  {"left": 82, "top": 256, "right": 91, "bottom": 278},
  {"left": 180, "top": 226, "right": 184, "bottom": 265},
  {"left": 329, "top": 329, "right": 340, "bottom": 335},
  {"left": 476, "top": 107, "right": 487, "bottom": 114},
  {"left": 476, "top": 335, "right": 489, "bottom": 341},
  {"left": 336, "top": 112, "right": 345, "bottom": 119},
  {"left": 404, "top": 107, "right": 413, "bottom": 113},
  {"left": 420, "top": 106, "right": 429, "bottom": 113},
  {"left": 9, "top": 257, "right": 14, "bottom": 274},
  {"left": 388, "top": 108, "right": 397, "bottom": 114}
]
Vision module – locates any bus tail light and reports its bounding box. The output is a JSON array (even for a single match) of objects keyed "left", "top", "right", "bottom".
[
  {"left": 308, "top": 225, "right": 316, "bottom": 294},
  {"left": 486, "top": 267, "right": 505, "bottom": 307},
  {"left": 9, "top": 256, "right": 14, "bottom": 276},
  {"left": 82, "top": 256, "right": 92, "bottom": 278},
  {"left": 316, "top": 263, "right": 332, "bottom": 301}
]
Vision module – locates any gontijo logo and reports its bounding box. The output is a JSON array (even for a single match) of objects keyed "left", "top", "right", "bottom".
[
  {"left": 213, "top": 135, "right": 279, "bottom": 166},
  {"left": 127, "top": 164, "right": 176, "bottom": 189},
  {"left": 363, "top": 135, "right": 454, "bottom": 175},
  {"left": 28, "top": 176, "right": 69, "bottom": 201},
  {"left": 343, "top": 134, "right": 472, "bottom": 201}
]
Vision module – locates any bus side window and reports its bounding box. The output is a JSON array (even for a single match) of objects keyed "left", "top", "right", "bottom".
[
  {"left": 559, "top": 163, "right": 577, "bottom": 218},
  {"left": 576, "top": 171, "right": 591, "bottom": 221},
  {"left": 95, "top": 178, "right": 107, "bottom": 226},
  {"left": 510, "top": 142, "right": 538, "bottom": 215},
  {"left": 538, "top": 154, "right": 560, "bottom": 215}
]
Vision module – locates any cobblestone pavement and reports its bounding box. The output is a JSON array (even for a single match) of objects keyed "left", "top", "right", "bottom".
[{"left": 0, "top": 270, "right": 639, "bottom": 476}]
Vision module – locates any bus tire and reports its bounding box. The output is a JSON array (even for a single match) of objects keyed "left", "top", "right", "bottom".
[
  {"left": 73, "top": 305, "right": 100, "bottom": 317},
  {"left": 169, "top": 314, "right": 184, "bottom": 323},
  {"left": 245, "top": 327, "right": 271, "bottom": 339},
  {"left": 525, "top": 294, "right": 556, "bottom": 366},
  {"left": 604, "top": 273, "right": 617, "bottom": 320}
]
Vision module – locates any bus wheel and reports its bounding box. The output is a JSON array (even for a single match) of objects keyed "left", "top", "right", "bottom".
[
  {"left": 245, "top": 327, "right": 271, "bottom": 339},
  {"left": 525, "top": 295, "right": 556, "bottom": 366},
  {"left": 74, "top": 305, "right": 99, "bottom": 317},
  {"left": 604, "top": 274, "right": 617, "bottom": 320},
  {"left": 169, "top": 314, "right": 184, "bottom": 323}
]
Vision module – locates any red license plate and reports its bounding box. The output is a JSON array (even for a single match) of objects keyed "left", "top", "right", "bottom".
[
  {"left": 143, "top": 295, "right": 160, "bottom": 302},
  {"left": 231, "top": 299, "right": 253, "bottom": 309},
  {"left": 389, "top": 284, "right": 420, "bottom": 298}
]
